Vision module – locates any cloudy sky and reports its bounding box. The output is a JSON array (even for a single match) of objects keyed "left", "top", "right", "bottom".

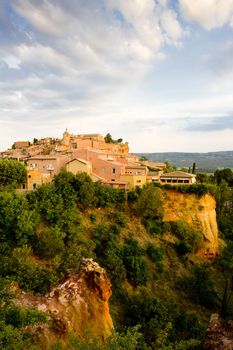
[{"left": 1, "top": 0, "right": 233, "bottom": 152}]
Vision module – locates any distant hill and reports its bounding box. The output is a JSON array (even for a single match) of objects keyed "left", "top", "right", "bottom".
[{"left": 136, "top": 151, "right": 233, "bottom": 173}]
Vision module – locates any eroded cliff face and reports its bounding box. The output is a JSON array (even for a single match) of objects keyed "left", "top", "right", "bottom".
[
  {"left": 163, "top": 191, "right": 219, "bottom": 258},
  {"left": 15, "top": 259, "right": 113, "bottom": 348}
]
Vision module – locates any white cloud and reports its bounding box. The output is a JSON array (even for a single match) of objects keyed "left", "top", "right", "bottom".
[
  {"left": 0, "top": 0, "right": 232, "bottom": 153},
  {"left": 1, "top": 54, "right": 21, "bottom": 69},
  {"left": 161, "top": 9, "right": 187, "bottom": 44},
  {"left": 0, "top": 0, "right": 188, "bottom": 120},
  {"left": 179, "top": 0, "right": 233, "bottom": 29}
]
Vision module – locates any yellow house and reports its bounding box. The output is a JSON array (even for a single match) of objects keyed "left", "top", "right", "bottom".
[
  {"left": 65, "top": 158, "right": 92, "bottom": 175},
  {"left": 120, "top": 174, "right": 147, "bottom": 190},
  {"left": 26, "top": 168, "right": 51, "bottom": 190}
]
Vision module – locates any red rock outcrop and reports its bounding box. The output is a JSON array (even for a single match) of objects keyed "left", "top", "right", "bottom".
[{"left": 15, "top": 258, "right": 113, "bottom": 348}]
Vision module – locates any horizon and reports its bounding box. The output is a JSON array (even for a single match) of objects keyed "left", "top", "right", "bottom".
[
  {"left": 1, "top": 130, "right": 233, "bottom": 155},
  {"left": 1, "top": 1, "right": 233, "bottom": 152}
]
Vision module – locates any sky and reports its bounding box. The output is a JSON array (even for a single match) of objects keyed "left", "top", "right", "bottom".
[{"left": 0, "top": 0, "right": 233, "bottom": 153}]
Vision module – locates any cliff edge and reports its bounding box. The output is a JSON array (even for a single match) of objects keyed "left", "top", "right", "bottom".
[{"left": 163, "top": 191, "right": 219, "bottom": 258}]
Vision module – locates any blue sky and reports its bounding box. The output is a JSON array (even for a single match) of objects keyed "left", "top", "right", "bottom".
[{"left": 0, "top": 0, "right": 233, "bottom": 152}]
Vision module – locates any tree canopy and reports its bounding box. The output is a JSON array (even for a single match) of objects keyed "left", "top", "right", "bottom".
[
  {"left": 104, "top": 133, "right": 123, "bottom": 144},
  {"left": 0, "top": 159, "right": 27, "bottom": 188}
]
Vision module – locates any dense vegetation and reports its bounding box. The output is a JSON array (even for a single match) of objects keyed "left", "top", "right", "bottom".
[
  {"left": 0, "top": 159, "right": 26, "bottom": 188},
  {"left": 0, "top": 168, "right": 233, "bottom": 349}
]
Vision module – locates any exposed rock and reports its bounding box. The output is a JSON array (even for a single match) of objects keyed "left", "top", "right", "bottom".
[
  {"left": 163, "top": 191, "right": 219, "bottom": 258},
  {"left": 204, "top": 314, "right": 233, "bottom": 350},
  {"left": 14, "top": 258, "right": 113, "bottom": 348}
]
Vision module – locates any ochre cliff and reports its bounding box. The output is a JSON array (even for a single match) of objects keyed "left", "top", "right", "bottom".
[
  {"left": 163, "top": 191, "right": 219, "bottom": 258},
  {"left": 15, "top": 259, "right": 113, "bottom": 348}
]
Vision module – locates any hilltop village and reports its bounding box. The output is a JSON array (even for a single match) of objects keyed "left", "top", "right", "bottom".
[{"left": 0, "top": 130, "right": 196, "bottom": 190}]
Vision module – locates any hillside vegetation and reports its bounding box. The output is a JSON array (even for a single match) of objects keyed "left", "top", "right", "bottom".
[
  {"left": 0, "top": 164, "right": 233, "bottom": 349},
  {"left": 137, "top": 151, "right": 233, "bottom": 172}
]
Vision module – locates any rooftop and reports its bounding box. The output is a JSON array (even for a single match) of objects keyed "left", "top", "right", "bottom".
[{"left": 160, "top": 171, "right": 196, "bottom": 178}]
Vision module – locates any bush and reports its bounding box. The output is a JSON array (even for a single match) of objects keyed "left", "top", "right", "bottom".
[
  {"left": 33, "top": 226, "right": 65, "bottom": 259},
  {"left": 0, "top": 191, "right": 38, "bottom": 245},
  {"left": 123, "top": 291, "right": 204, "bottom": 348},
  {"left": 0, "top": 159, "right": 27, "bottom": 188},
  {"left": 176, "top": 264, "right": 219, "bottom": 308},
  {"left": 135, "top": 184, "right": 164, "bottom": 220},
  {"left": 4, "top": 305, "right": 47, "bottom": 328},
  {"left": 0, "top": 321, "right": 32, "bottom": 350},
  {"left": 89, "top": 213, "right": 97, "bottom": 223},
  {"left": 4, "top": 246, "right": 58, "bottom": 294},
  {"left": 92, "top": 224, "right": 126, "bottom": 288},
  {"left": 108, "top": 211, "right": 128, "bottom": 228},
  {"left": 146, "top": 243, "right": 164, "bottom": 272},
  {"left": 94, "top": 182, "right": 125, "bottom": 207},
  {"left": 170, "top": 221, "right": 203, "bottom": 255},
  {"left": 163, "top": 183, "right": 217, "bottom": 198},
  {"left": 123, "top": 238, "right": 148, "bottom": 286},
  {"left": 142, "top": 218, "right": 167, "bottom": 236}
]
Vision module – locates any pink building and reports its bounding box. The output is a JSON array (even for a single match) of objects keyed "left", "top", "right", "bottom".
[{"left": 27, "top": 154, "right": 71, "bottom": 177}]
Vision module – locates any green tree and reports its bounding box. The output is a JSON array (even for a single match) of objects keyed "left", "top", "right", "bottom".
[
  {"left": 135, "top": 184, "right": 164, "bottom": 220},
  {"left": 104, "top": 133, "right": 114, "bottom": 143},
  {"left": 176, "top": 264, "right": 219, "bottom": 308},
  {"left": 33, "top": 138, "right": 38, "bottom": 144},
  {"left": 0, "top": 160, "right": 27, "bottom": 188},
  {"left": 164, "top": 161, "right": 176, "bottom": 173},
  {"left": 0, "top": 191, "right": 38, "bottom": 245},
  {"left": 214, "top": 168, "right": 233, "bottom": 186},
  {"left": 192, "top": 162, "right": 196, "bottom": 174},
  {"left": 216, "top": 241, "right": 233, "bottom": 318},
  {"left": 139, "top": 156, "right": 149, "bottom": 162},
  {"left": 123, "top": 238, "right": 148, "bottom": 286},
  {"left": 171, "top": 221, "right": 203, "bottom": 255}
]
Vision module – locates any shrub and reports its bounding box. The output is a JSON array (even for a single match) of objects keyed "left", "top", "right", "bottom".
[
  {"left": 53, "top": 171, "right": 77, "bottom": 205},
  {"left": 0, "top": 191, "right": 38, "bottom": 245},
  {"left": 0, "top": 159, "right": 27, "bottom": 188},
  {"left": 142, "top": 218, "right": 167, "bottom": 236},
  {"left": 89, "top": 213, "right": 97, "bottom": 223},
  {"left": 94, "top": 182, "right": 125, "bottom": 207},
  {"left": 4, "top": 305, "right": 47, "bottom": 328},
  {"left": 135, "top": 184, "right": 164, "bottom": 220},
  {"left": 146, "top": 243, "right": 164, "bottom": 272},
  {"left": 163, "top": 183, "right": 217, "bottom": 198},
  {"left": 176, "top": 264, "right": 219, "bottom": 308},
  {"left": 33, "top": 226, "right": 65, "bottom": 259},
  {"left": 170, "top": 221, "right": 203, "bottom": 255},
  {"left": 92, "top": 224, "right": 126, "bottom": 288},
  {"left": 109, "top": 211, "right": 128, "bottom": 228},
  {"left": 3, "top": 246, "right": 58, "bottom": 294},
  {"left": 123, "top": 238, "right": 148, "bottom": 286}
]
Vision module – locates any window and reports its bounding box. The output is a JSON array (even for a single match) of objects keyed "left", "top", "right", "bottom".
[
  {"left": 112, "top": 168, "right": 116, "bottom": 174},
  {"left": 136, "top": 180, "right": 141, "bottom": 183}
]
